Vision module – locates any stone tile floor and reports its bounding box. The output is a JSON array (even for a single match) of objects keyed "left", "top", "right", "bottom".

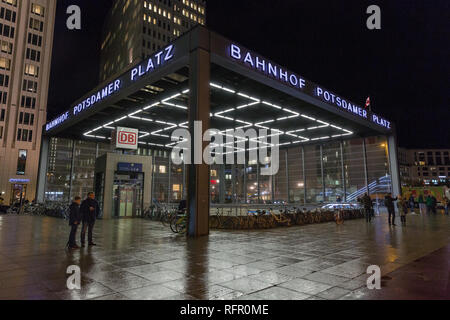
[{"left": 0, "top": 212, "right": 449, "bottom": 300}]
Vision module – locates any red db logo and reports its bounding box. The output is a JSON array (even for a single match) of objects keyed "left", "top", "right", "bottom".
[{"left": 118, "top": 131, "right": 137, "bottom": 145}]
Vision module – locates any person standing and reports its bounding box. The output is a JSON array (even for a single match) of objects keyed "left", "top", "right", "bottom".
[
  {"left": 67, "top": 196, "right": 82, "bottom": 249},
  {"left": 80, "top": 192, "right": 100, "bottom": 247},
  {"left": 384, "top": 193, "right": 398, "bottom": 226},
  {"left": 398, "top": 197, "right": 408, "bottom": 226},
  {"left": 431, "top": 195, "right": 437, "bottom": 214},
  {"left": 408, "top": 194, "right": 415, "bottom": 214},
  {"left": 418, "top": 194, "right": 425, "bottom": 215},
  {"left": 425, "top": 195, "right": 433, "bottom": 215},
  {"left": 445, "top": 197, "right": 450, "bottom": 216},
  {"left": 362, "top": 193, "right": 373, "bottom": 223}
]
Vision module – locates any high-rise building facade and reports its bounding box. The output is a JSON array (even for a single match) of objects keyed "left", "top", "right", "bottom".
[
  {"left": 0, "top": 0, "right": 56, "bottom": 204},
  {"left": 398, "top": 148, "right": 450, "bottom": 186},
  {"left": 99, "top": 0, "right": 206, "bottom": 82}
]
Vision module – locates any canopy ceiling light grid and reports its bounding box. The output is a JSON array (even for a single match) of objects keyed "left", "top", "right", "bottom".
[{"left": 82, "top": 82, "right": 353, "bottom": 149}]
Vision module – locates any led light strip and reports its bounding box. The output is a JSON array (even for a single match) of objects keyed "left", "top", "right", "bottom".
[{"left": 83, "top": 83, "right": 354, "bottom": 147}]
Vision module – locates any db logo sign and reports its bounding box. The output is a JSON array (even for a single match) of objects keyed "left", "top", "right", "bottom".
[
  {"left": 119, "top": 131, "right": 136, "bottom": 145},
  {"left": 116, "top": 127, "right": 138, "bottom": 150}
]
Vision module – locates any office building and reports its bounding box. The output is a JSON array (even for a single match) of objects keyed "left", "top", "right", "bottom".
[
  {"left": 0, "top": 0, "right": 56, "bottom": 204},
  {"left": 99, "top": 0, "right": 206, "bottom": 82}
]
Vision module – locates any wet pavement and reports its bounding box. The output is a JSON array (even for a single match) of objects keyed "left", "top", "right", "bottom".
[{"left": 0, "top": 213, "right": 449, "bottom": 300}]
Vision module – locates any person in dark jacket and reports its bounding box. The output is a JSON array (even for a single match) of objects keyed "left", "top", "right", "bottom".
[
  {"left": 68, "top": 196, "right": 82, "bottom": 249},
  {"left": 361, "top": 193, "right": 373, "bottom": 222},
  {"left": 431, "top": 196, "right": 437, "bottom": 214},
  {"left": 384, "top": 193, "right": 398, "bottom": 226},
  {"left": 80, "top": 192, "right": 100, "bottom": 247}
]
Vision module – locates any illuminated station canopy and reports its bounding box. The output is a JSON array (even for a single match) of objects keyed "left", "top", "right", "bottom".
[{"left": 44, "top": 26, "right": 394, "bottom": 149}]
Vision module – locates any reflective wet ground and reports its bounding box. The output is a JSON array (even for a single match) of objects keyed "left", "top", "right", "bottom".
[{"left": 0, "top": 213, "right": 449, "bottom": 300}]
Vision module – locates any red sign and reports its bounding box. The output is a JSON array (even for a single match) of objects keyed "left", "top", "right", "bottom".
[
  {"left": 119, "top": 131, "right": 136, "bottom": 145},
  {"left": 116, "top": 127, "right": 138, "bottom": 150}
]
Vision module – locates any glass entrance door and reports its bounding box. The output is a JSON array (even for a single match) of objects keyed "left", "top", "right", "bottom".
[
  {"left": 113, "top": 173, "right": 143, "bottom": 218},
  {"left": 10, "top": 184, "right": 27, "bottom": 205}
]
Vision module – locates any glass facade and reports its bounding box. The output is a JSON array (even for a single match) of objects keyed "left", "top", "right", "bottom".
[{"left": 44, "top": 135, "right": 393, "bottom": 207}]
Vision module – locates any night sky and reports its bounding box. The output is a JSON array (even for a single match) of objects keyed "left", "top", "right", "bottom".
[{"left": 48, "top": 0, "right": 449, "bottom": 148}]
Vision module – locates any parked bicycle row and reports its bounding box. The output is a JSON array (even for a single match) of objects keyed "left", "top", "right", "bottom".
[
  {"left": 209, "top": 207, "right": 364, "bottom": 229},
  {"left": 4, "top": 201, "right": 70, "bottom": 219}
]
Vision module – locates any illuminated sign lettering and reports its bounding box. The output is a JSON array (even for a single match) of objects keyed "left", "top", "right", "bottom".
[
  {"left": 372, "top": 114, "right": 391, "bottom": 129},
  {"left": 45, "top": 111, "right": 69, "bottom": 131},
  {"left": 230, "top": 44, "right": 306, "bottom": 90},
  {"left": 315, "top": 87, "right": 367, "bottom": 119},
  {"left": 229, "top": 43, "right": 392, "bottom": 130},
  {"left": 45, "top": 44, "right": 176, "bottom": 133},
  {"left": 131, "top": 44, "right": 174, "bottom": 81},
  {"left": 73, "top": 80, "right": 121, "bottom": 116}
]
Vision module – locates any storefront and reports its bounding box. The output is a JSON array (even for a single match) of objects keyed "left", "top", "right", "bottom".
[{"left": 37, "top": 26, "right": 400, "bottom": 236}]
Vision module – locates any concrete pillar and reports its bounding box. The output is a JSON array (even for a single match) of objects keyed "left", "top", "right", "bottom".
[
  {"left": 285, "top": 150, "right": 289, "bottom": 203},
  {"left": 187, "top": 31, "right": 210, "bottom": 237},
  {"left": 36, "top": 136, "right": 49, "bottom": 203},
  {"left": 362, "top": 138, "right": 370, "bottom": 194},
  {"left": 320, "top": 145, "right": 325, "bottom": 202},
  {"left": 68, "top": 139, "right": 76, "bottom": 201},
  {"left": 388, "top": 135, "right": 401, "bottom": 197},
  {"left": 340, "top": 142, "right": 347, "bottom": 202},
  {"left": 302, "top": 146, "right": 306, "bottom": 204}
]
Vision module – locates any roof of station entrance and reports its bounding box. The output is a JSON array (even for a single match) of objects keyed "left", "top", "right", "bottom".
[{"left": 44, "top": 26, "right": 394, "bottom": 149}]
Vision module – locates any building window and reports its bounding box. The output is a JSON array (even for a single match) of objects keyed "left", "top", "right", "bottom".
[
  {"left": 0, "top": 57, "right": 11, "bottom": 70},
  {"left": 1, "top": 40, "right": 12, "bottom": 53},
  {"left": 2, "top": 0, "right": 17, "bottom": 6},
  {"left": 0, "top": 7, "right": 16, "bottom": 22},
  {"left": 22, "top": 79, "right": 38, "bottom": 92},
  {"left": 29, "top": 18, "right": 43, "bottom": 32},
  {"left": 24, "top": 63, "right": 39, "bottom": 77},
  {"left": 0, "top": 23, "right": 15, "bottom": 38},
  {"left": 27, "top": 33, "right": 42, "bottom": 46},
  {"left": 0, "top": 74, "right": 9, "bottom": 87},
  {"left": 31, "top": 3, "right": 45, "bottom": 17},
  {"left": 16, "top": 149, "right": 27, "bottom": 175}
]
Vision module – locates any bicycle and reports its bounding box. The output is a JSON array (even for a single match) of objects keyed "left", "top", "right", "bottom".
[
  {"left": 210, "top": 208, "right": 234, "bottom": 229},
  {"left": 334, "top": 209, "right": 345, "bottom": 225},
  {"left": 170, "top": 211, "right": 188, "bottom": 233}
]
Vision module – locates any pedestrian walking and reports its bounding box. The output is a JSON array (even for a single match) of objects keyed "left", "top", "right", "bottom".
[
  {"left": 361, "top": 193, "right": 373, "bottom": 223},
  {"left": 384, "top": 193, "right": 398, "bottom": 226},
  {"left": 67, "top": 196, "right": 81, "bottom": 249},
  {"left": 418, "top": 194, "right": 426, "bottom": 215},
  {"left": 80, "top": 192, "right": 100, "bottom": 247},
  {"left": 398, "top": 197, "right": 408, "bottom": 226},
  {"left": 426, "top": 195, "right": 433, "bottom": 215},
  {"left": 445, "top": 197, "right": 450, "bottom": 216},
  {"left": 431, "top": 195, "right": 437, "bottom": 214},
  {"left": 408, "top": 194, "right": 415, "bottom": 214}
]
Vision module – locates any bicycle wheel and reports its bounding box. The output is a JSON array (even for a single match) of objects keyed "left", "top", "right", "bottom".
[
  {"left": 170, "top": 215, "right": 179, "bottom": 233},
  {"left": 210, "top": 215, "right": 220, "bottom": 229},
  {"left": 176, "top": 218, "right": 187, "bottom": 233}
]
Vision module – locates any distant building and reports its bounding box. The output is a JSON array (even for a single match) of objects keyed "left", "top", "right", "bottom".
[
  {"left": 399, "top": 148, "right": 450, "bottom": 186},
  {"left": 99, "top": 0, "right": 206, "bottom": 82},
  {"left": 0, "top": 0, "right": 56, "bottom": 204}
]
